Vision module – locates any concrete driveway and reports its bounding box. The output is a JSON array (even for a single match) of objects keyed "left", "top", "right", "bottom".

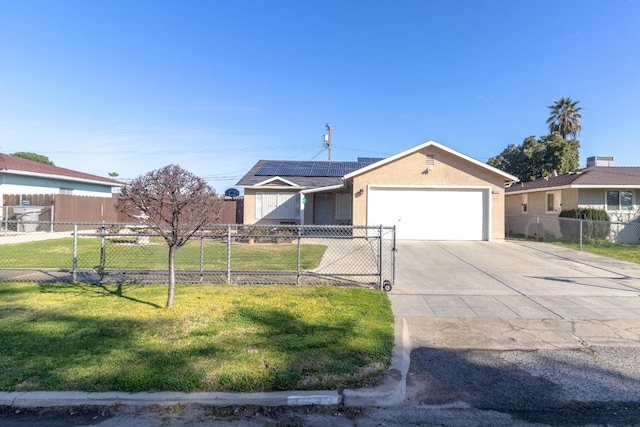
[
  {"left": 390, "top": 240, "right": 640, "bottom": 319},
  {"left": 389, "top": 239, "right": 640, "bottom": 349},
  {"left": 388, "top": 240, "right": 640, "bottom": 425}
]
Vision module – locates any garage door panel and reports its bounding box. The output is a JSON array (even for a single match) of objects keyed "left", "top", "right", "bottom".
[{"left": 368, "top": 187, "right": 487, "bottom": 241}]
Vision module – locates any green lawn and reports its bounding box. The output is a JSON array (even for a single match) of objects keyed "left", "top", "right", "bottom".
[
  {"left": 0, "top": 283, "right": 393, "bottom": 393},
  {"left": 552, "top": 240, "right": 640, "bottom": 264},
  {"left": 0, "top": 237, "right": 326, "bottom": 271}
]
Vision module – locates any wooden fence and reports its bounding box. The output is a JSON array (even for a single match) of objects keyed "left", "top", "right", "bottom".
[{"left": 2, "top": 194, "right": 243, "bottom": 227}]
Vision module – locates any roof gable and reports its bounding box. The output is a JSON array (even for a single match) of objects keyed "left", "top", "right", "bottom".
[
  {"left": 0, "top": 153, "right": 121, "bottom": 186},
  {"left": 343, "top": 140, "right": 518, "bottom": 182},
  {"left": 253, "top": 176, "right": 302, "bottom": 188}
]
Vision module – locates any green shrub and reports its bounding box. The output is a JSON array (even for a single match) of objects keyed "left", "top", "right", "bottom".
[{"left": 559, "top": 208, "right": 611, "bottom": 242}]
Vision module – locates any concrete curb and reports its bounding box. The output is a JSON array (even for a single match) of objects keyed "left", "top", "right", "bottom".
[
  {"left": 343, "top": 317, "right": 411, "bottom": 407},
  {"left": 0, "top": 390, "right": 341, "bottom": 408},
  {"left": 0, "top": 318, "right": 411, "bottom": 409}
]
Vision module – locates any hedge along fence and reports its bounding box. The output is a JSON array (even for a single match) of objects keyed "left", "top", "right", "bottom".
[{"left": 558, "top": 208, "right": 611, "bottom": 243}]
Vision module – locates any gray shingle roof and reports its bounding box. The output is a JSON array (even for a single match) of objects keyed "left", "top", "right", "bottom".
[{"left": 506, "top": 167, "right": 640, "bottom": 193}]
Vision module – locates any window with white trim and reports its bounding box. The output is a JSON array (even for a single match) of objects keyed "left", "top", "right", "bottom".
[
  {"left": 256, "top": 192, "right": 300, "bottom": 219},
  {"left": 546, "top": 191, "right": 561, "bottom": 212},
  {"left": 606, "top": 190, "right": 634, "bottom": 211},
  {"left": 335, "top": 193, "right": 352, "bottom": 220},
  {"left": 521, "top": 194, "right": 528, "bottom": 213}
]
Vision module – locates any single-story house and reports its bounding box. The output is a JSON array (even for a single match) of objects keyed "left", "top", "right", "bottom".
[
  {"left": 236, "top": 141, "right": 518, "bottom": 240},
  {"left": 0, "top": 153, "right": 123, "bottom": 224},
  {"left": 505, "top": 156, "right": 640, "bottom": 241}
]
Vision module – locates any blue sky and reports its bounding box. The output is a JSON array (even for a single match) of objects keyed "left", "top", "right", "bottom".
[{"left": 1, "top": 0, "right": 639, "bottom": 193}]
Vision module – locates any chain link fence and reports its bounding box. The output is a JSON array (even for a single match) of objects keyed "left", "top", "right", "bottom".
[
  {"left": 0, "top": 221, "right": 396, "bottom": 289},
  {"left": 506, "top": 215, "right": 640, "bottom": 248}
]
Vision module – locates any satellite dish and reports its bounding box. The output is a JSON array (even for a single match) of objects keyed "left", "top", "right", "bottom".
[{"left": 225, "top": 188, "right": 240, "bottom": 198}]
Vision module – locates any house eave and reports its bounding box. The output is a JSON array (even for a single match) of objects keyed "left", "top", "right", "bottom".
[
  {"left": 300, "top": 183, "right": 346, "bottom": 194},
  {"left": 343, "top": 140, "right": 518, "bottom": 183},
  {"left": 571, "top": 184, "right": 640, "bottom": 189},
  {"left": 240, "top": 185, "right": 305, "bottom": 190},
  {"left": 507, "top": 183, "right": 640, "bottom": 195},
  {"left": 2, "top": 169, "right": 122, "bottom": 188}
]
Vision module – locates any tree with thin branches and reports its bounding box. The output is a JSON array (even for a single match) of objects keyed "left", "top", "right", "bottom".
[
  {"left": 546, "top": 97, "right": 583, "bottom": 139},
  {"left": 116, "top": 165, "right": 223, "bottom": 308}
]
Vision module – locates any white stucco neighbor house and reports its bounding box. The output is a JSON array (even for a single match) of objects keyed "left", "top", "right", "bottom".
[
  {"left": 236, "top": 141, "right": 518, "bottom": 241},
  {"left": 505, "top": 156, "right": 640, "bottom": 242},
  {"left": 0, "top": 153, "right": 122, "bottom": 224}
]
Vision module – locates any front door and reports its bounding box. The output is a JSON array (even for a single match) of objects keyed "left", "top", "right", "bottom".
[{"left": 314, "top": 194, "right": 332, "bottom": 225}]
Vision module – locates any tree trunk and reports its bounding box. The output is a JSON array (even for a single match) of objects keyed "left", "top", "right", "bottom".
[{"left": 166, "top": 245, "right": 177, "bottom": 308}]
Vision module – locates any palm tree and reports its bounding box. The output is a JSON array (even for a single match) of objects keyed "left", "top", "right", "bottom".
[{"left": 546, "top": 97, "right": 583, "bottom": 139}]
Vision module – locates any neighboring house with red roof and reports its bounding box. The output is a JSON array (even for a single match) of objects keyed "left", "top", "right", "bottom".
[
  {"left": 505, "top": 156, "right": 640, "bottom": 242},
  {"left": 0, "top": 153, "right": 123, "bottom": 226}
]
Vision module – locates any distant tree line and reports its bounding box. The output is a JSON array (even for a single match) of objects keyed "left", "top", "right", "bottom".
[{"left": 11, "top": 151, "right": 55, "bottom": 165}]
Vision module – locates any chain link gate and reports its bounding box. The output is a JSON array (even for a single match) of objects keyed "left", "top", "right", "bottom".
[{"left": 0, "top": 222, "right": 396, "bottom": 290}]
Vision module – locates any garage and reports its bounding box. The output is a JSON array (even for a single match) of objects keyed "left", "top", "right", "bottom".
[{"left": 367, "top": 186, "right": 489, "bottom": 240}]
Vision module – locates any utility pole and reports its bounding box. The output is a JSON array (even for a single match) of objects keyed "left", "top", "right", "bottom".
[{"left": 324, "top": 123, "right": 333, "bottom": 161}]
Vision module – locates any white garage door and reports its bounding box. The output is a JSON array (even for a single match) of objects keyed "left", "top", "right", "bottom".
[{"left": 368, "top": 187, "right": 488, "bottom": 240}]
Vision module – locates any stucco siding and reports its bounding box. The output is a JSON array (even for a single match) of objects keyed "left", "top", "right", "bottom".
[
  {"left": 562, "top": 188, "right": 579, "bottom": 210},
  {"left": 243, "top": 190, "right": 258, "bottom": 224},
  {"left": 578, "top": 188, "right": 605, "bottom": 207},
  {"left": 505, "top": 193, "right": 524, "bottom": 216},
  {"left": 350, "top": 146, "right": 506, "bottom": 239},
  {"left": 1, "top": 174, "right": 114, "bottom": 194}
]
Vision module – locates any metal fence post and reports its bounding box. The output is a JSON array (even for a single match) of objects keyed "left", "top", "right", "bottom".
[
  {"left": 378, "top": 224, "right": 384, "bottom": 290},
  {"left": 226, "top": 224, "right": 231, "bottom": 284},
  {"left": 536, "top": 216, "right": 540, "bottom": 242},
  {"left": 199, "top": 229, "right": 204, "bottom": 282},
  {"left": 99, "top": 222, "right": 106, "bottom": 274},
  {"left": 296, "top": 226, "right": 302, "bottom": 284},
  {"left": 2, "top": 206, "right": 7, "bottom": 235},
  {"left": 579, "top": 220, "right": 583, "bottom": 251},
  {"left": 72, "top": 223, "right": 78, "bottom": 283},
  {"left": 391, "top": 225, "right": 396, "bottom": 286}
]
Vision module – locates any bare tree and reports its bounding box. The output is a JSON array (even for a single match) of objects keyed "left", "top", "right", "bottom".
[{"left": 116, "top": 165, "right": 223, "bottom": 308}]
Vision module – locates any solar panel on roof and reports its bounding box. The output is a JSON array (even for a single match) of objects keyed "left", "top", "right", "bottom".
[
  {"left": 357, "top": 157, "right": 384, "bottom": 163},
  {"left": 256, "top": 158, "right": 380, "bottom": 177}
]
